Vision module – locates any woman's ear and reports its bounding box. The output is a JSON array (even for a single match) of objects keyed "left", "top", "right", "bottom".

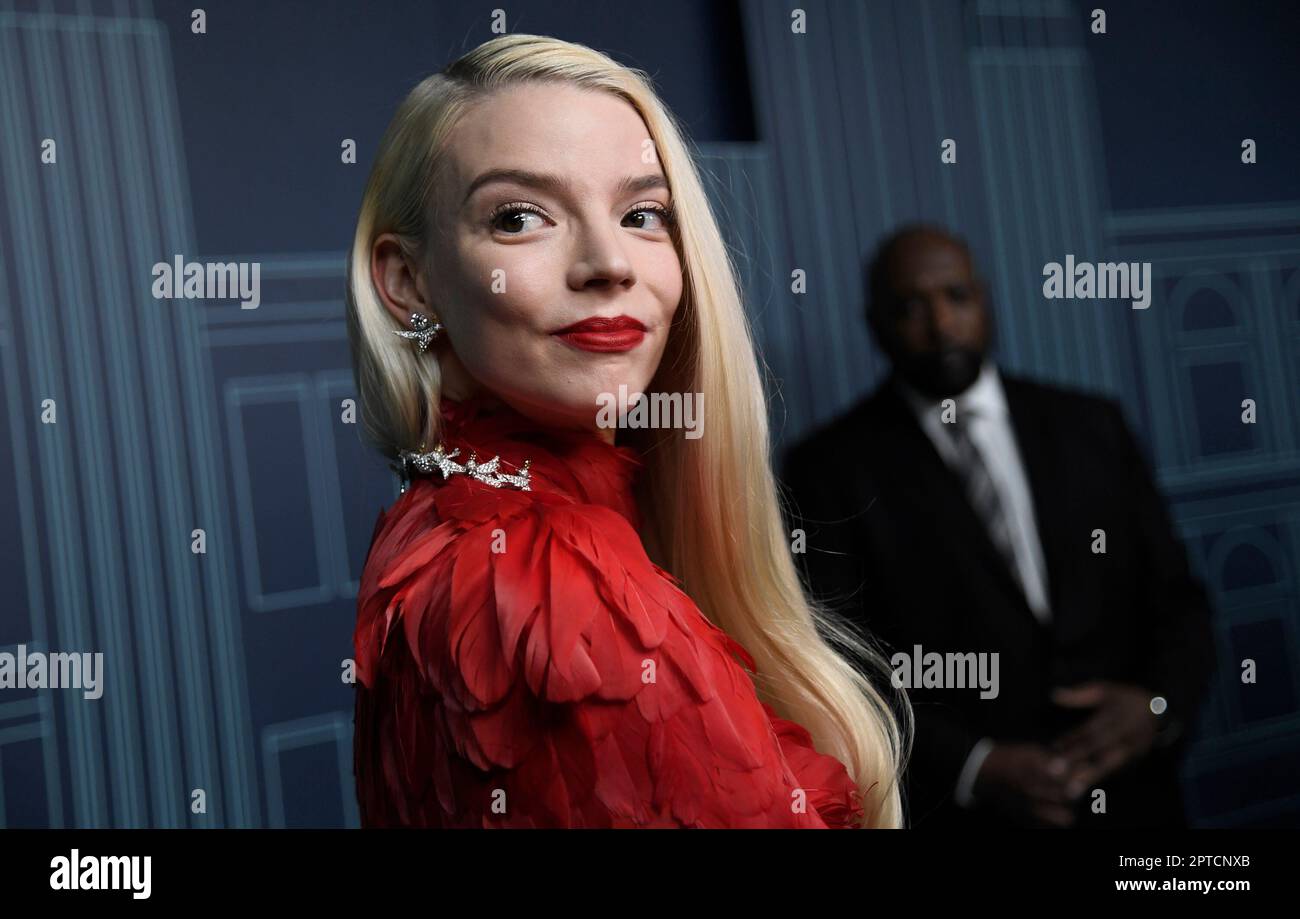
[{"left": 371, "top": 233, "right": 435, "bottom": 326}]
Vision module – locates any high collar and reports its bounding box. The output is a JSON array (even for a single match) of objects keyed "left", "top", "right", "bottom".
[{"left": 430, "top": 391, "right": 644, "bottom": 526}]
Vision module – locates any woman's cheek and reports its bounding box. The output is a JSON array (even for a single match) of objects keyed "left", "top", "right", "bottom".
[
  {"left": 644, "top": 248, "right": 683, "bottom": 321},
  {"left": 463, "top": 295, "right": 556, "bottom": 384},
  {"left": 471, "top": 246, "right": 554, "bottom": 318}
]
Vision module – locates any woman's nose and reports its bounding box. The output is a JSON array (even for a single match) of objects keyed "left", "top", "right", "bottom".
[{"left": 567, "top": 221, "right": 636, "bottom": 290}]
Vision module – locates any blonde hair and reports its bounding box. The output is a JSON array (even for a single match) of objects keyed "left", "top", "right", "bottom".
[{"left": 345, "top": 33, "right": 910, "bottom": 827}]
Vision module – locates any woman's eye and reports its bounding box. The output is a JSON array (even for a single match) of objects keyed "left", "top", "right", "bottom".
[
  {"left": 491, "top": 206, "right": 547, "bottom": 235},
  {"left": 622, "top": 205, "right": 671, "bottom": 232}
]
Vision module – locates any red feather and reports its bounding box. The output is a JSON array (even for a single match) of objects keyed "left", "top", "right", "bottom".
[{"left": 352, "top": 393, "right": 864, "bottom": 828}]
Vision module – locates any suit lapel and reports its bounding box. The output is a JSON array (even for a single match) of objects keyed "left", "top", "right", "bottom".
[
  {"left": 872, "top": 381, "right": 1035, "bottom": 610},
  {"left": 1001, "top": 376, "right": 1067, "bottom": 617}
]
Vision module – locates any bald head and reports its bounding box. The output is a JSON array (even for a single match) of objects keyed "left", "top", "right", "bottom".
[{"left": 864, "top": 225, "right": 991, "bottom": 398}]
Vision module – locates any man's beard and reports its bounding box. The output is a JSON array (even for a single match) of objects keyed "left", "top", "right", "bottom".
[{"left": 893, "top": 347, "right": 984, "bottom": 398}]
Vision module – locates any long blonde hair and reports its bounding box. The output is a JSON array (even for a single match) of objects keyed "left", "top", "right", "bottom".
[{"left": 345, "top": 33, "right": 910, "bottom": 827}]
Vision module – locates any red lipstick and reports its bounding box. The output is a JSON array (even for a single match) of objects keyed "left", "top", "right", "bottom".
[{"left": 553, "top": 315, "right": 646, "bottom": 353}]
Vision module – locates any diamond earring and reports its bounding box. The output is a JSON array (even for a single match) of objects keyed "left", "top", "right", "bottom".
[{"left": 392, "top": 312, "right": 443, "bottom": 353}]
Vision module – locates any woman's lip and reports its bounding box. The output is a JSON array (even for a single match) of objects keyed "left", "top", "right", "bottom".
[
  {"left": 553, "top": 315, "right": 646, "bottom": 334},
  {"left": 554, "top": 329, "right": 646, "bottom": 352}
]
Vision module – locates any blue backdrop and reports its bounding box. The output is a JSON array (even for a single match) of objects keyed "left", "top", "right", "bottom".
[{"left": 1, "top": 0, "right": 1297, "bottom": 827}]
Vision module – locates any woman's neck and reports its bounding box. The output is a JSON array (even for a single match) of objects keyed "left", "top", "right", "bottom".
[{"left": 445, "top": 387, "right": 618, "bottom": 446}]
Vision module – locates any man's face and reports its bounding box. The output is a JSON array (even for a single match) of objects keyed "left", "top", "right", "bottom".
[{"left": 873, "top": 235, "right": 991, "bottom": 398}]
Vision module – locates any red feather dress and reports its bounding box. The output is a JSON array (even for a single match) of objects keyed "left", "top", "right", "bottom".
[{"left": 352, "top": 393, "right": 864, "bottom": 828}]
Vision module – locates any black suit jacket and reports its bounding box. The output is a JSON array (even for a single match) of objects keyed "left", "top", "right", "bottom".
[{"left": 781, "top": 370, "right": 1215, "bottom": 827}]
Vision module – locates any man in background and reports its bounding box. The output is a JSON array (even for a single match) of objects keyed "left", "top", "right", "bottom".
[{"left": 783, "top": 224, "right": 1215, "bottom": 827}]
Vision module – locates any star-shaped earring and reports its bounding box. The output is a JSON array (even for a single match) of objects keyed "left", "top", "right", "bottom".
[
  {"left": 392, "top": 312, "right": 444, "bottom": 353},
  {"left": 397, "top": 443, "right": 532, "bottom": 492}
]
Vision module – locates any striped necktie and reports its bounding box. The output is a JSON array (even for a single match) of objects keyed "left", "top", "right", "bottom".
[{"left": 942, "top": 413, "right": 1025, "bottom": 596}]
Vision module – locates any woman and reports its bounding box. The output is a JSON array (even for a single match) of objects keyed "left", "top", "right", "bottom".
[{"left": 347, "top": 33, "right": 908, "bottom": 828}]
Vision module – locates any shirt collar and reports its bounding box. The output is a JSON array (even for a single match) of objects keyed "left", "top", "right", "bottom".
[{"left": 893, "top": 358, "right": 1007, "bottom": 421}]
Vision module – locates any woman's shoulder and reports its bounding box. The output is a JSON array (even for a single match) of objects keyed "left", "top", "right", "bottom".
[
  {"left": 352, "top": 475, "right": 864, "bottom": 828},
  {"left": 353, "top": 474, "right": 697, "bottom": 696},
  {"left": 358, "top": 472, "right": 623, "bottom": 595}
]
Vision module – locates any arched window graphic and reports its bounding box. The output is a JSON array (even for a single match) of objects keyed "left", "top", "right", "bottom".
[
  {"left": 1207, "top": 526, "right": 1289, "bottom": 597},
  {"left": 1209, "top": 528, "right": 1296, "bottom": 726},
  {"left": 1170, "top": 272, "right": 1258, "bottom": 459},
  {"left": 1182, "top": 287, "right": 1238, "bottom": 332},
  {"left": 1221, "top": 542, "right": 1278, "bottom": 592}
]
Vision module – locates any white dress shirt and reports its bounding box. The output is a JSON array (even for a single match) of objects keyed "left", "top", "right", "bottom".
[{"left": 893, "top": 360, "right": 1052, "bottom": 807}]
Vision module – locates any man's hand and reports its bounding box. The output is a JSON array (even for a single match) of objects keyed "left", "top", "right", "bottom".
[
  {"left": 972, "top": 742, "right": 1080, "bottom": 827},
  {"left": 1050, "top": 681, "right": 1160, "bottom": 792}
]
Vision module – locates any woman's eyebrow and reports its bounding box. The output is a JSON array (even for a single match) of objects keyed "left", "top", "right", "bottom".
[
  {"left": 617, "top": 174, "right": 670, "bottom": 196},
  {"left": 462, "top": 168, "right": 668, "bottom": 204}
]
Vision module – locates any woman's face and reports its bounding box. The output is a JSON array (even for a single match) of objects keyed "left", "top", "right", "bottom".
[{"left": 427, "top": 82, "right": 683, "bottom": 434}]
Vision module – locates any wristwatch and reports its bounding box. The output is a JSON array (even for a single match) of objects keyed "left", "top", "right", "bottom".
[{"left": 1150, "top": 695, "right": 1183, "bottom": 749}]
